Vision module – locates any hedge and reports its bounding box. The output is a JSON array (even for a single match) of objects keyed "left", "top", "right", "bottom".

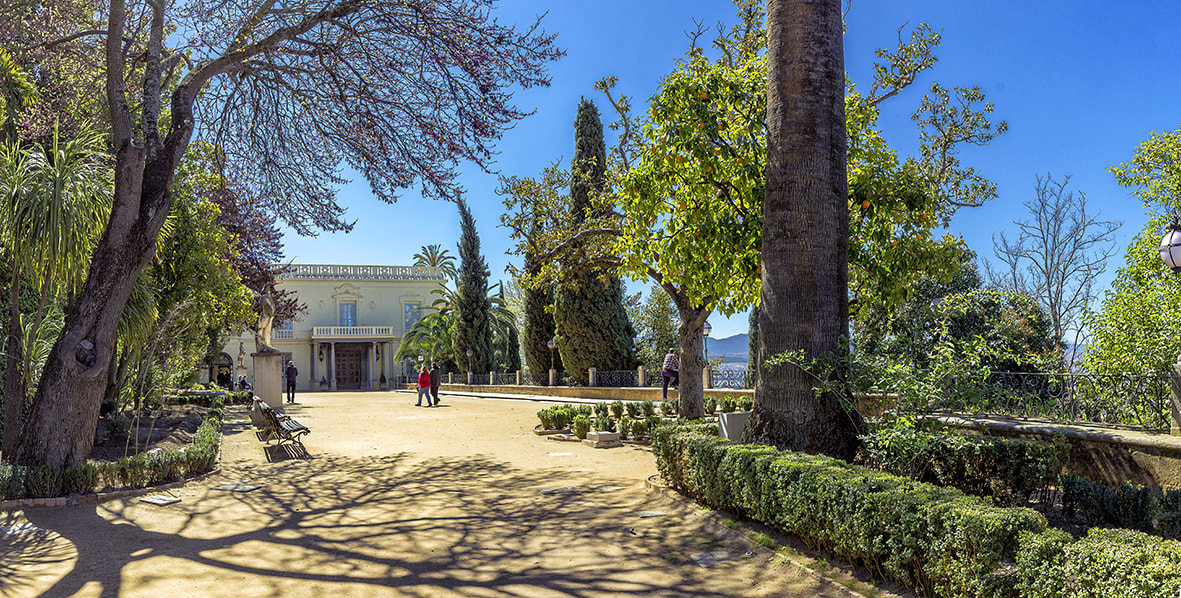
[
  {"left": 859, "top": 424, "right": 1068, "bottom": 506},
  {"left": 1017, "top": 527, "right": 1181, "bottom": 597},
  {"left": 0, "top": 395, "right": 225, "bottom": 501},
  {"left": 1062, "top": 473, "right": 1181, "bottom": 539},
  {"left": 653, "top": 423, "right": 1045, "bottom": 597},
  {"left": 654, "top": 423, "right": 1181, "bottom": 598}
]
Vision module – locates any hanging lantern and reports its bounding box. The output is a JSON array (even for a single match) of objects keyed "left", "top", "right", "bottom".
[{"left": 1161, "top": 222, "right": 1181, "bottom": 273}]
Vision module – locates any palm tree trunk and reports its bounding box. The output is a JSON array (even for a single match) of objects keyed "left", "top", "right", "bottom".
[{"left": 741, "top": 0, "right": 863, "bottom": 460}]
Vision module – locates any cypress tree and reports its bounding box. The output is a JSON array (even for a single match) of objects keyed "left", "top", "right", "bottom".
[
  {"left": 553, "top": 98, "right": 636, "bottom": 384},
  {"left": 452, "top": 198, "right": 493, "bottom": 373}
]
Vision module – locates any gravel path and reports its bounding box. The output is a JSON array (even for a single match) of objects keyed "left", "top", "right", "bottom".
[{"left": 2, "top": 391, "right": 878, "bottom": 598}]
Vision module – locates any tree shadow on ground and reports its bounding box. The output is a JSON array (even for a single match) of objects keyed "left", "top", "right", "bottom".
[{"left": 12, "top": 451, "right": 808, "bottom": 598}]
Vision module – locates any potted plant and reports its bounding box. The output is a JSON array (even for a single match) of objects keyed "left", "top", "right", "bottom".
[{"left": 319, "top": 376, "right": 328, "bottom": 390}]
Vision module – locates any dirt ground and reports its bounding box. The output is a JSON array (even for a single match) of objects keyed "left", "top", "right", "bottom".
[
  {"left": 1, "top": 391, "right": 907, "bottom": 598},
  {"left": 88, "top": 404, "right": 209, "bottom": 463}
]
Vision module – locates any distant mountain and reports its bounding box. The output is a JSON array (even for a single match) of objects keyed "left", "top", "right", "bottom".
[{"left": 705, "top": 333, "right": 749, "bottom": 362}]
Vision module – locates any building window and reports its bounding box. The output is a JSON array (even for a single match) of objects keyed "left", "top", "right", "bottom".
[
  {"left": 339, "top": 301, "right": 357, "bottom": 327},
  {"left": 404, "top": 302, "right": 421, "bottom": 330}
]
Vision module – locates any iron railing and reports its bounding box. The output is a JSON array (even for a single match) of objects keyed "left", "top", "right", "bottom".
[
  {"left": 594, "top": 370, "right": 638, "bottom": 388},
  {"left": 711, "top": 368, "right": 754, "bottom": 389},
  {"left": 926, "top": 371, "right": 1172, "bottom": 429}
]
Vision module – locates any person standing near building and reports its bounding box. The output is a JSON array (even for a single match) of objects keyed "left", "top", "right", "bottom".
[
  {"left": 285, "top": 360, "right": 299, "bottom": 404},
  {"left": 661, "top": 348, "right": 679, "bottom": 401},
  {"left": 429, "top": 362, "right": 441, "bottom": 406},
  {"left": 416, "top": 365, "right": 432, "bottom": 407}
]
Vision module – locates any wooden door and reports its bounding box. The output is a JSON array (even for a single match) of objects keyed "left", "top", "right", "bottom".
[{"left": 335, "top": 345, "right": 363, "bottom": 390}]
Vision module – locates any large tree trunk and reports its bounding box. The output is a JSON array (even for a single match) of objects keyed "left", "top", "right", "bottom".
[
  {"left": 13, "top": 143, "right": 177, "bottom": 467},
  {"left": 741, "top": 0, "right": 863, "bottom": 460},
  {"left": 675, "top": 303, "right": 710, "bottom": 419}
]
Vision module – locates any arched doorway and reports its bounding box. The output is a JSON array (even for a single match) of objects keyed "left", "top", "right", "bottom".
[{"left": 210, "top": 353, "right": 233, "bottom": 390}]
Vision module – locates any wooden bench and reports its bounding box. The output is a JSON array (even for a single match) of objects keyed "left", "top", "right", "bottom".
[{"left": 255, "top": 399, "right": 310, "bottom": 446}]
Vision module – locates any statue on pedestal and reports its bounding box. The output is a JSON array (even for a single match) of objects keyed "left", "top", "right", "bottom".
[{"left": 255, "top": 291, "right": 279, "bottom": 353}]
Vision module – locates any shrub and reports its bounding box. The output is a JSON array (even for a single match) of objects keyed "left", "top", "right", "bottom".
[
  {"left": 609, "top": 401, "right": 624, "bottom": 419},
  {"left": 1018, "top": 527, "right": 1181, "bottom": 598},
  {"left": 61, "top": 464, "right": 99, "bottom": 495},
  {"left": 860, "top": 422, "right": 1067, "bottom": 506},
  {"left": 660, "top": 399, "right": 677, "bottom": 416},
  {"left": 625, "top": 401, "right": 641, "bottom": 418},
  {"left": 105, "top": 412, "right": 132, "bottom": 440},
  {"left": 652, "top": 424, "right": 1046, "bottom": 597},
  {"left": 0, "top": 463, "right": 26, "bottom": 500},
  {"left": 704, "top": 396, "right": 717, "bottom": 415},
  {"left": 593, "top": 415, "right": 616, "bottom": 433},
  {"left": 1062, "top": 474, "right": 1181, "bottom": 538},
  {"left": 640, "top": 400, "right": 656, "bottom": 418},
  {"left": 593, "top": 402, "right": 609, "bottom": 418},
  {"left": 737, "top": 396, "right": 754, "bottom": 411},
  {"left": 577, "top": 404, "right": 593, "bottom": 417},
  {"left": 631, "top": 418, "right": 649, "bottom": 438},
  {"left": 719, "top": 396, "right": 737, "bottom": 413},
  {"left": 537, "top": 408, "right": 556, "bottom": 430},
  {"left": 572, "top": 415, "right": 590, "bottom": 439},
  {"left": 618, "top": 417, "right": 633, "bottom": 439},
  {"left": 24, "top": 465, "right": 63, "bottom": 498}
]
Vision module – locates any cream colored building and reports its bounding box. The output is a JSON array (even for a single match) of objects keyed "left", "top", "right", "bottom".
[{"left": 215, "top": 264, "right": 446, "bottom": 391}]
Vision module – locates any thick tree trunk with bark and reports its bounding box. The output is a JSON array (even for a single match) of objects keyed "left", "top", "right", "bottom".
[
  {"left": 741, "top": 0, "right": 863, "bottom": 460},
  {"left": 675, "top": 303, "right": 710, "bottom": 419},
  {"left": 13, "top": 143, "right": 179, "bottom": 467}
]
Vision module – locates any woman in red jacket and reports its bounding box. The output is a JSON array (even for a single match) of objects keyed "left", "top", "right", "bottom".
[{"left": 416, "top": 366, "right": 432, "bottom": 407}]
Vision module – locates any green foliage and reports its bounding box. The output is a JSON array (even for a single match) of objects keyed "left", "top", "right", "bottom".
[
  {"left": 522, "top": 282, "right": 559, "bottom": 375},
  {"left": 1083, "top": 217, "right": 1181, "bottom": 377},
  {"left": 24, "top": 464, "right": 61, "bottom": 498},
  {"left": 536, "top": 405, "right": 576, "bottom": 431},
  {"left": 618, "top": 417, "right": 633, "bottom": 439},
  {"left": 61, "top": 463, "right": 99, "bottom": 495},
  {"left": 624, "top": 401, "right": 641, "bottom": 418},
  {"left": 572, "top": 415, "right": 590, "bottom": 439},
  {"left": 660, "top": 399, "right": 677, "bottom": 417},
  {"left": 631, "top": 418, "right": 649, "bottom": 438},
  {"left": 453, "top": 198, "right": 493, "bottom": 373},
  {"left": 704, "top": 396, "right": 717, "bottom": 415},
  {"left": 1018, "top": 527, "right": 1181, "bottom": 598},
  {"left": 593, "top": 415, "right": 616, "bottom": 433},
  {"left": 593, "top": 402, "right": 609, "bottom": 418},
  {"left": 719, "top": 396, "right": 737, "bottom": 413},
  {"left": 1061, "top": 474, "right": 1181, "bottom": 539},
  {"left": 737, "top": 396, "right": 754, "bottom": 411},
  {"left": 860, "top": 422, "right": 1068, "bottom": 507},
  {"left": 640, "top": 400, "right": 656, "bottom": 418},
  {"left": 609, "top": 400, "right": 624, "bottom": 419},
  {"left": 652, "top": 424, "right": 1046, "bottom": 597},
  {"left": 0, "top": 462, "right": 25, "bottom": 499}
]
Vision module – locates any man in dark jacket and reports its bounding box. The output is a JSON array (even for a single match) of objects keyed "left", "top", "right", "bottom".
[
  {"left": 429, "top": 362, "right": 441, "bottom": 406},
  {"left": 285, "top": 360, "right": 298, "bottom": 404}
]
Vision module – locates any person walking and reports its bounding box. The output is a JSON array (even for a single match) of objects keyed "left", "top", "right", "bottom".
[
  {"left": 416, "top": 365, "right": 432, "bottom": 406},
  {"left": 429, "top": 362, "right": 441, "bottom": 406},
  {"left": 661, "top": 348, "right": 679, "bottom": 401},
  {"left": 285, "top": 360, "right": 298, "bottom": 404}
]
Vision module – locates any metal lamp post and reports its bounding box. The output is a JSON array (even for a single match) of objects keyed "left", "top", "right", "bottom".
[
  {"left": 703, "top": 321, "right": 712, "bottom": 390},
  {"left": 547, "top": 339, "right": 556, "bottom": 386},
  {"left": 1160, "top": 222, "right": 1181, "bottom": 435},
  {"left": 465, "top": 349, "right": 474, "bottom": 385}
]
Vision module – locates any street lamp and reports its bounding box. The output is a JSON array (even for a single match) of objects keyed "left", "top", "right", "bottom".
[
  {"left": 1161, "top": 221, "right": 1181, "bottom": 273},
  {"left": 547, "top": 339, "right": 555, "bottom": 371},
  {"left": 466, "top": 348, "right": 474, "bottom": 373}
]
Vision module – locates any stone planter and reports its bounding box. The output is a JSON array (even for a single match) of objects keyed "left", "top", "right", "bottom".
[{"left": 718, "top": 410, "right": 752, "bottom": 441}]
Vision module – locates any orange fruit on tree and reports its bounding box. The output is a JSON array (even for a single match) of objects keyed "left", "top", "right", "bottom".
[{"left": 861, "top": 200, "right": 870, "bottom": 209}]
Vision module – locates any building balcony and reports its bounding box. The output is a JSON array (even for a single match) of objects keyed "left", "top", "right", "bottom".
[
  {"left": 272, "top": 329, "right": 294, "bottom": 340},
  {"left": 282, "top": 264, "right": 445, "bottom": 282},
  {"left": 311, "top": 326, "right": 396, "bottom": 341}
]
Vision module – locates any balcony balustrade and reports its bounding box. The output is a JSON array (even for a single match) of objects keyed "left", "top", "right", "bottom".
[{"left": 312, "top": 325, "right": 396, "bottom": 339}]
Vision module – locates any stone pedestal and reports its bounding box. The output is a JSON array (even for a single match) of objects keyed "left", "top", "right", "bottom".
[
  {"left": 252, "top": 352, "right": 284, "bottom": 409},
  {"left": 583, "top": 430, "right": 622, "bottom": 449},
  {"left": 718, "top": 411, "right": 751, "bottom": 441}
]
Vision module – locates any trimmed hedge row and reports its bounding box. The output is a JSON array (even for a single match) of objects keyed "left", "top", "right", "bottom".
[
  {"left": 653, "top": 423, "right": 1181, "bottom": 598},
  {"left": 1062, "top": 473, "right": 1181, "bottom": 539},
  {"left": 653, "top": 423, "right": 1045, "bottom": 597},
  {"left": 1017, "top": 527, "right": 1181, "bottom": 598},
  {"left": 859, "top": 424, "right": 1068, "bottom": 506},
  {"left": 0, "top": 396, "right": 225, "bottom": 501}
]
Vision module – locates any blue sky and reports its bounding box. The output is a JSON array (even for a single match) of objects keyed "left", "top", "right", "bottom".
[{"left": 278, "top": 0, "right": 1181, "bottom": 340}]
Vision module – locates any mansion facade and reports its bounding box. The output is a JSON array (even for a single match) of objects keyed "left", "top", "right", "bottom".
[{"left": 216, "top": 264, "right": 446, "bottom": 391}]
